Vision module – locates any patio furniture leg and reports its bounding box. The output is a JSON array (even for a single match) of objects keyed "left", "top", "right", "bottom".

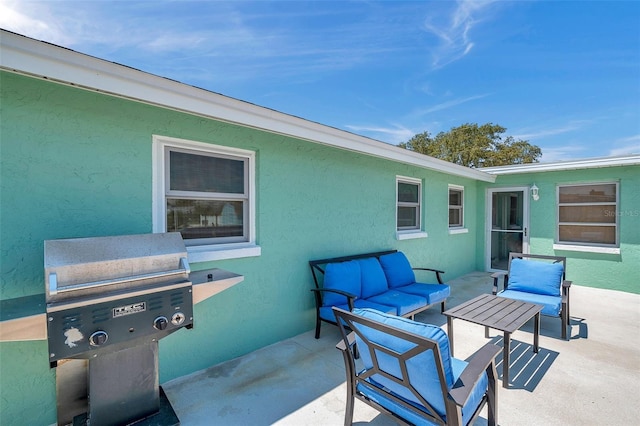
[
  {"left": 447, "top": 316, "right": 455, "bottom": 356},
  {"left": 314, "top": 315, "right": 321, "bottom": 339},
  {"left": 502, "top": 332, "right": 511, "bottom": 388},
  {"left": 487, "top": 361, "right": 498, "bottom": 426},
  {"left": 533, "top": 312, "right": 540, "bottom": 353}
]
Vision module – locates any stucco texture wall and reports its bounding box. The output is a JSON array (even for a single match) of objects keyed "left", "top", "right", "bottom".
[
  {"left": 475, "top": 167, "right": 640, "bottom": 294},
  {"left": 0, "top": 71, "right": 480, "bottom": 423}
]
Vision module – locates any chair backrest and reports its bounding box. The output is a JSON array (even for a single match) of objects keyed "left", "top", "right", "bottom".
[
  {"left": 507, "top": 253, "right": 566, "bottom": 296},
  {"left": 379, "top": 251, "right": 416, "bottom": 288},
  {"left": 309, "top": 250, "right": 397, "bottom": 305},
  {"left": 333, "top": 307, "right": 453, "bottom": 423},
  {"left": 358, "top": 256, "right": 391, "bottom": 299}
]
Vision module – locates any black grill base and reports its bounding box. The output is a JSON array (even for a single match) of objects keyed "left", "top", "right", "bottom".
[
  {"left": 68, "top": 342, "right": 181, "bottom": 426},
  {"left": 73, "top": 387, "right": 179, "bottom": 426}
]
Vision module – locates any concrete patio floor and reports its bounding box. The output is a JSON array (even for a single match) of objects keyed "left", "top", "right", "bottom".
[{"left": 163, "top": 272, "right": 640, "bottom": 425}]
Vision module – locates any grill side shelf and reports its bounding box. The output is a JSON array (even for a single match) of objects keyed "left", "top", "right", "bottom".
[{"left": 1, "top": 267, "right": 244, "bottom": 342}]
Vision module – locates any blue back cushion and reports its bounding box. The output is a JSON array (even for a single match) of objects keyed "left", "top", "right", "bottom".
[
  {"left": 358, "top": 258, "right": 389, "bottom": 298},
  {"left": 509, "top": 258, "right": 564, "bottom": 296},
  {"left": 379, "top": 252, "right": 416, "bottom": 288},
  {"left": 352, "top": 308, "right": 453, "bottom": 416},
  {"left": 322, "top": 261, "right": 361, "bottom": 307}
]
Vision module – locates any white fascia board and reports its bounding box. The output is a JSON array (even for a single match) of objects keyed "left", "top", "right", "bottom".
[
  {"left": 0, "top": 30, "right": 495, "bottom": 183},
  {"left": 481, "top": 155, "right": 640, "bottom": 175}
]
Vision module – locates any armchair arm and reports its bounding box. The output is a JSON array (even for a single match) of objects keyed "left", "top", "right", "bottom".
[
  {"left": 491, "top": 271, "right": 507, "bottom": 295},
  {"left": 413, "top": 267, "right": 446, "bottom": 284},
  {"left": 562, "top": 280, "right": 572, "bottom": 301},
  {"left": 448, "top": 342, "right": 501, "bottom": 407},
  {"left": 335, "top": 331, "right": 356, "bottom": 352},
  {"left": 310, "top": 288, "right": 358, "bottom": 310}
]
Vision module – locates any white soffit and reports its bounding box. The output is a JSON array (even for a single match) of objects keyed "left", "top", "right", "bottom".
[
  {"left": 0, "top": 30, "right": 495, "bottom": 183},
  {"left": 481, "top": 155, "right": 640, "bottom": 175}
]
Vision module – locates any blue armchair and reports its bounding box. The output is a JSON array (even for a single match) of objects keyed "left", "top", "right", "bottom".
[
  {"left": 492, "top": 253, "right": 572, "bottom": 340},
  {"left": 333, "top": 307, "right": 500, "bottom": 426}
]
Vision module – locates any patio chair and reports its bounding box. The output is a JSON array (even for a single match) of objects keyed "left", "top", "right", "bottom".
[
  {"left": 492, "top": 252, "right": 572, "bottom": 340},
  {"left": 333, "top": 307, "right": 500, "bottom": 426}
]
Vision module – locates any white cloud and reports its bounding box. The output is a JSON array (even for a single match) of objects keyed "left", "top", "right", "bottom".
[
  {"left": 609, "top": 135, "right": 640, "bottom": 156},
  {"left": 0, "top": 0, "right": 72, "bottom": 45},
  {"left": 538, "top": 145, "right": 586, "bottom": 163},
  {"left": 344, "top": 124, "right": 415, "bottom": 144},
  {"left": 412, "top": 94, "right": 489, "bottom": 117},
  {"left": 511, "top": 121, "right": 589, "bottom": 140},
  {"left": 422, "top": 0, "right": 499, "bottom": 69}
]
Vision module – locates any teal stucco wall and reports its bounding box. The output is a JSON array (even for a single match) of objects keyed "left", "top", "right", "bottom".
[
  {"left": 475, "top": 167, "right": 640, "bottom": 294},
  {"left": 0, "top": 71, "right": 481, "bottom": 424}
]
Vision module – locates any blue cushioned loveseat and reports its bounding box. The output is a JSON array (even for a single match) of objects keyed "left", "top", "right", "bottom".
[
  {"left": 309, "top": 250, "right": 450, "bottom": 339},
  {"left": 492, "top": 252, "right": 572, "bottom": 340}
]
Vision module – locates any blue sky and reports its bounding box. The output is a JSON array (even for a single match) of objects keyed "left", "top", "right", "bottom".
[{"left": 2, "top": 0, "right": 639, "bottom": 162}]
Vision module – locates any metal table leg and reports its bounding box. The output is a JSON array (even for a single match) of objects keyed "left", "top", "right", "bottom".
[
  {"left": 447, "top": 316, "right": 454, "bottom": 356},
  {"left": 533, "top": 312, "right": 540, "bottom": 353},
  {"left": 502, "top": 332, "right": 511, "bottom": 388}
]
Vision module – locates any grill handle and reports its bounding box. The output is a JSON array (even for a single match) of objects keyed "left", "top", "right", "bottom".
[{"left": 48, "top": 257, "right": 190, "bottom": 296}]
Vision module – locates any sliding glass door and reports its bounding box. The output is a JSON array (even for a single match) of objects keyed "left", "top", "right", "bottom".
[{"left": 487, "top": 188, "right": 530, "bottom": 270}]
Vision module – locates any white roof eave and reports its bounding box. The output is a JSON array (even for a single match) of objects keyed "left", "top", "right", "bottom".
[
  {"left": 0, "top": 30, "right": 495, "bottom": 183},
  {"left": 480, "top": 155, "right": 640, "bottom": 175}
]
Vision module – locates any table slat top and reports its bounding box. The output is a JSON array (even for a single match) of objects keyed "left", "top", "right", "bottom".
[{"left": 443, "top": 294, "right": 543, "bottom": 333}]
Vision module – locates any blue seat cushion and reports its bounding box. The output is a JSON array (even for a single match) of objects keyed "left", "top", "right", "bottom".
[
  {"left": 356, "top": 358, "right": 488, "bottom": 425},
  {"left": 367, "top": 290, "right": 427, "bottom": 316},
  {"left": 355, "top": 382, "right": 441, "bottom": 425},
  {"left": 379, "top": 252, "right": 416, "bottom": 288},
  {"left": 321, "top": 260, "right": 361, "bottom": 307},
  {"left": 509, "top": 258, "right": 563, "bottom": 296},
  {"left": 320, "top": 300, "right": 395, "bottom": 322},
  {"left": 498, "top": 289, "right": 562, "bottom": 316},
  {"left": 358, "top": 257, "right": 390, "bottom": 298},
  {"left": 351, "top": 308, "right": 486, "bottom": 423},
  {"left": 397, "top": 283, "right": 450, "bottom": 305}
]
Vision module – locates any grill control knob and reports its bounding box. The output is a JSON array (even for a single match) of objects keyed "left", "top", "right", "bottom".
[
  {"left": 153, "top": 316, "right": 169, "bottom": 331},
  {"left": 89, "top": 330, "right": 108, "bottom": 346},
  {"left": 171, "top": 312, "right": 185, "bottom": 326}
]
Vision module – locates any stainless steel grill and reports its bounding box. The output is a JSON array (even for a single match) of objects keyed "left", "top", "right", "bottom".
[{"left": 45, "top": 232, "right": 193, "bottom": 426}]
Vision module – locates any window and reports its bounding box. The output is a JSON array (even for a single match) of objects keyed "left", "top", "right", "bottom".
[
  {"left": 396, "top": 177, "right": 421, "bottom": 231},
  {"left": 557, "top": 182, "right": 618, "bottom": 247},
  {"left": 448, "top": 185, "right": 464, "bottom": 228},
  {"left": 153, "top": 135, "right": 259, "bottom": 261}
]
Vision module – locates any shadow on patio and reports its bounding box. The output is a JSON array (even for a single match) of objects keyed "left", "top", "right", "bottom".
[
  {"left": 163, "top": 272, "right": 640, "bottom": 425},
  {"left": 487, "top": 336, "right": 559, "bottom": 392}
]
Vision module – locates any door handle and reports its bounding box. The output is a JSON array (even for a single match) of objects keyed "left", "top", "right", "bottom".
[{"left": 524, "top": 227, "right": 527, "bottom": 237}]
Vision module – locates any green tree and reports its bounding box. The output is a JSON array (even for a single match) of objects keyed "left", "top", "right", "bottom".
[{"left": 398, "top": 123, "right": 542, "bottom": 167}]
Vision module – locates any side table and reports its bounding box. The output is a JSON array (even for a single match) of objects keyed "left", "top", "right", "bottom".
[{"left": 443, "top": 294, "right": 543, "bottom": 388}]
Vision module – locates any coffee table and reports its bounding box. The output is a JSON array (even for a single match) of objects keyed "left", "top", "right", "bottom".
[{"left": 443, "top": 293, "right": 543, "bottom": 388}]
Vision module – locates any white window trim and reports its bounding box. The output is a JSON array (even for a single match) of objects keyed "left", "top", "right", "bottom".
[
  {"left": 152, "top": 135, "right": 260, "bottom": 263},
  {"left": 448, "top": 228, "right": 469, "bottom": 235},
  {"left": 552, "top": 243, "right": 620, "bottom": 255},
  {"left": 448, "top": 184, "right": 466, "bottom": 233},
  {"left": 556, "top": 181, "right": 619, "bottom": 249},
  {"left": 396, "top": 176, "right": 426, "bottom": 240},
  {"left": 397, "top": 231, "right": 429, "bottom": 240}
]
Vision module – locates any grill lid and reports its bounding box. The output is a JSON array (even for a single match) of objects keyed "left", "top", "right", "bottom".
[{"left": 45, "top": 232, "right": 189, "bottom": 303}]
